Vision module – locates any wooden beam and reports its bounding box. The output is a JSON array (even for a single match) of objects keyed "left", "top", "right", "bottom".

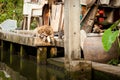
[
  {"left": 0, "top": 30, "right": 53, "bottom": 47},
  {"left": 64, "top": 0, "right": 81, "bottom": 71}
]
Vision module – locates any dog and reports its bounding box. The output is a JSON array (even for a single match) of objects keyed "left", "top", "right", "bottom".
[{"left": 33, "top": 25, "right": 54, "bottom": 44}]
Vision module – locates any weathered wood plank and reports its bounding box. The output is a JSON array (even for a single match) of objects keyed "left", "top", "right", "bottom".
[
  {"left": 51, "top": 4, "right": 62, "bottom": 32},
  {"left": 0, "top": 30, "right": 55, "bottom": 47},
  {"left": 0, "top": 30, "right": 64, "bottom": 47},
  {"left": 81, "top": 5, "right": 98, "bottom": 33}
]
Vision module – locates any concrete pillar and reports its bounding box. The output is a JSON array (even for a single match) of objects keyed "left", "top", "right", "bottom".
[{"left": 64, "top": 0, "right": 81, "bottom": 71}]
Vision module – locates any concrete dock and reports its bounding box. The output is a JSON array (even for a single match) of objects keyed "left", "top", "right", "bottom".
[{"left": 48, "top": 57, "right": 120, "bottom": 77}]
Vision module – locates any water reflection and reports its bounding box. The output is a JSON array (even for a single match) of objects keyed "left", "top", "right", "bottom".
[
  {"left": 0, "top": 42, "right": 120, "bottom": 80},
  {"left": 10, "top": 43, "right": 13, "bottom": 64},
  {"left": 0, "top": 42, "right": 93, "bottom": 80},
  {"left": 0, "top": 47, "right": 66, "bottom": 80},
  {"left": 20, "top": 57, "right": 23, "bottom": 70}
]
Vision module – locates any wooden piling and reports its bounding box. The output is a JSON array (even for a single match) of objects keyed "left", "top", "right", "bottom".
[
  {"left": 50, "top": 47, "right": 57, "bottom": 57},
  {"left": 10, "top": 43, "right": 13, "bottom": 64},
  {"left": 64, "top": 0, "right": 81, "bottom": 71},
  {"left": 1, "top": 40, "right": 3, "bottom": 61},
  {"left": 37, "top": 47, "right": 47, "bottom": 64},
  {"left": 20, "top": 45, "right": 24, "bottom": 58}
]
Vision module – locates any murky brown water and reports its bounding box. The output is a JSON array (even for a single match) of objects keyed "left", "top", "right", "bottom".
[
  {"left": 0, "top": 43, "right": 91, "bottom": 80},
  {"left": 0, "top": 42, "right": 119, "bottom": 80}
]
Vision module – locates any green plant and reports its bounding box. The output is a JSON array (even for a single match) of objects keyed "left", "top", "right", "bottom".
[
  {"left": 108, "top": 59, "right": 120, "bottom": 65},
  {"left": 0, "top": 0, "right": 23, "bottom": 27},
  {"left": 102, "top": 19, "right": 120, "bottom": 51}
]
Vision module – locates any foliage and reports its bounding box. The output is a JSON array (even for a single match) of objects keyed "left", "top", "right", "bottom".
[
  {"left": 102, "top": 19, "right": 120, "bottom": 51},
  {"left": 0, "top": 0, "right": 23, "bottom": 27},
  {"left": 108, "top": 59, "right": 120, "bottom": 66}
]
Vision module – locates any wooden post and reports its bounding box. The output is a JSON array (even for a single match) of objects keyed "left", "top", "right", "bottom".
[
  {"left": 1, "top": 40, "right": 3, "bottom": 61},
  {"left": 37, "top": 47, "right": 47, "bottom": 64},
  {"left": 20, "top": 45, "right": 24, "bottom": 58},
  {"left": 50, "top": 47, "right": 57, "bottom": 57},
  {"left": 64, "top": 0, "right": 81, "bottom": 71},
  {"left": 10, "top": 43, "right": 13, "bottom": 64}
]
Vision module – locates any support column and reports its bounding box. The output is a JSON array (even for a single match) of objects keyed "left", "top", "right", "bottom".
[
  {"left": 37, "top": 47, "right": 47, "bottom": 64},
  {"left": 64, "top": 0, "right": 81, "bottom": 71},
  {"left": 1, "top": 40, "right": 3, "bottom": 61},
  {"left": 10, "top": 43, "right": 14, "bottom": 64},
  {"left": 50, "top": 47, "right": 57, "bottom": 57}
]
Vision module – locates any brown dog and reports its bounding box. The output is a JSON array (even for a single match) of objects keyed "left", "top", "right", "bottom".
[{"left": 34, "top": 25, "right": 54, "bottom": 44}]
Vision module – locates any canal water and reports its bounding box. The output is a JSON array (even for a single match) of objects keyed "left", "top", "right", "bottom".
[
  {"left": 0, "top": 42, "right": 91, "bottom": 80},
  {"left": 0, "top": 42, "right": 120, "bottom": 80}
]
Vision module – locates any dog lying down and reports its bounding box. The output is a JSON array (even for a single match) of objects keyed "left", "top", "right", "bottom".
[{"left": 33, "top": 25, "right": 54, "bottom": 44}]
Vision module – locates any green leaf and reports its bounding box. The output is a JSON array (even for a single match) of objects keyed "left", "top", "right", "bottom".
[
  {"left": 102, "top": 29, "right": 119, "bottom": 51},
  {"left": 110, "top": 19, "right": 120, "bottom": 29},
  {"left": 102, "top": 29, "right": 112, "bottom": 51},
  {"left": 111, "top": 31, "right": 119, "bottom": 43}
]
